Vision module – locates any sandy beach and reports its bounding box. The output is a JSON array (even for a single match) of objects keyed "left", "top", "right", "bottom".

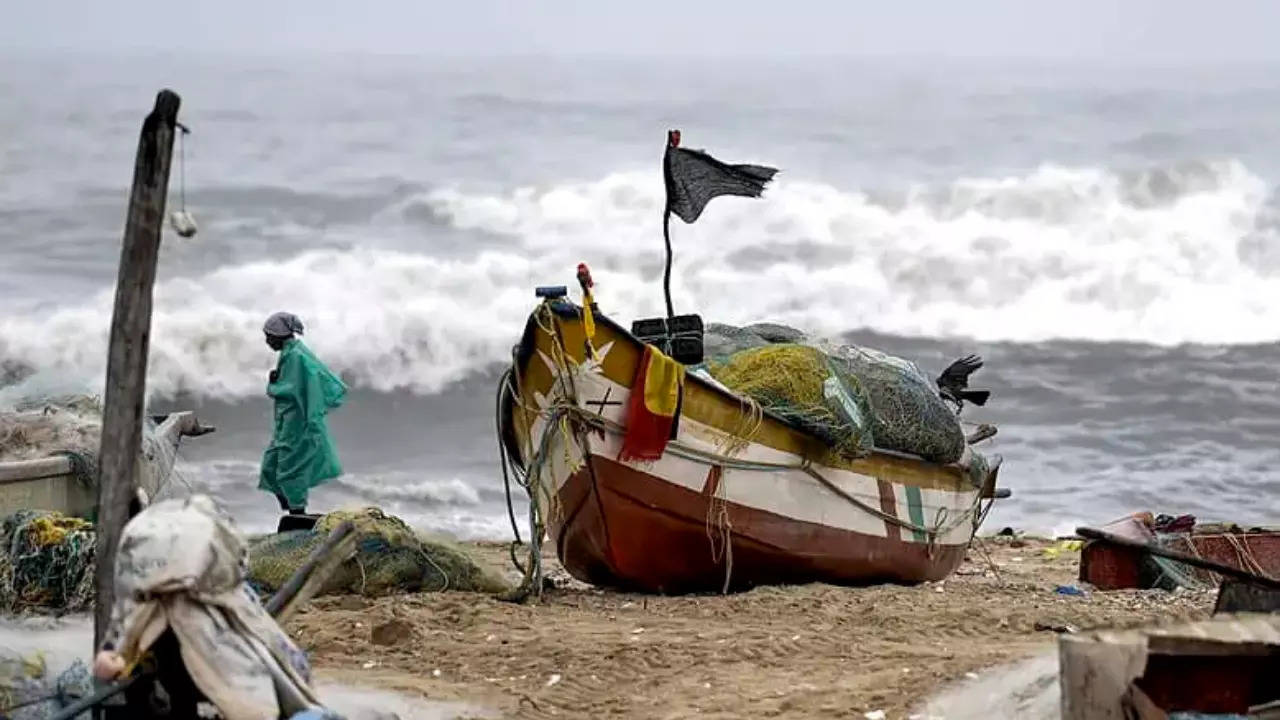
[{"left": 291, "top": 536, "right": 1213, "bottom": 719}]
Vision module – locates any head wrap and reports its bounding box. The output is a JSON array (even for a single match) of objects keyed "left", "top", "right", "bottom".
[
  {"left": 103, "top": 496, "right": 324, "bottom": 719},
  {"left": 263, "top": 312, "right": 305, "bottom": 338}
]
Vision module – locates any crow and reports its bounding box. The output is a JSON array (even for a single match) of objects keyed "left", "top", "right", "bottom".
[{"left": 936, "top": 354, "right": 990, "bottom": 414}]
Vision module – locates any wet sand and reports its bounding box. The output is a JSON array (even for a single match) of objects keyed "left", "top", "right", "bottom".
[{"left": 292, "top": 536, "right": 1213, "bottom": 719}]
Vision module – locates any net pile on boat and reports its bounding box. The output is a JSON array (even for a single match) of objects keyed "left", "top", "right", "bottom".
[
  {"left": 0, "top": 511, "right": 95, "bottom": 614},
  {"left": 702, "top": 323, "right": 968, "bottom": 464},
  {"left": 0, "top": 650, "right": 92, "bottom": 720},
  {"left": 0, "top": 394, "right": 179, "bottom": 500},
  {"left": 0, "top": 395, "right": 102, "bottom": 481},
  {"left": 248, "top": 507, "right": 509, "bottom": 598}
]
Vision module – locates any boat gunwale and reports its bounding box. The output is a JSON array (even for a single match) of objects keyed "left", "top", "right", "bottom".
[{"left": 527, "top": 299, "right": 973, "bottom": 476}]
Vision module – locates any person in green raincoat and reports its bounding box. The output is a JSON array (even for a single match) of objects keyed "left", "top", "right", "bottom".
[{"left": 258, "top": 311, "right": 347, "bottom": 513}]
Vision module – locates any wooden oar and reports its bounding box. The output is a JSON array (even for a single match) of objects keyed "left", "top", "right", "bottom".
[
  {"left": 47, "top": 521, "right": 357, "bottom": 720},
  {"left": 1075, "top": 525, "right": 1280, "bottom": 588}
]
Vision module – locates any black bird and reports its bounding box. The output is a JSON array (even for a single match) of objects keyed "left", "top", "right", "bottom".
[{"left": 936, "top": 354, "right": 991, "bottom": 414}]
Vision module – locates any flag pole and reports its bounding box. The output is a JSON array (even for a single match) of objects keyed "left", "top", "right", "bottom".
[{"left": 662, "top": 208, "right": 675, "bottom": 319}]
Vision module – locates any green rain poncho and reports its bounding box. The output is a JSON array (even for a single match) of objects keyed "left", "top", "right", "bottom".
[{"left": 258, "top": 338, "right": 347, "bottom": 509}]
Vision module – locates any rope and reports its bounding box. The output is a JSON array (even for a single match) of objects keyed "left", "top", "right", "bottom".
[
  {"left": 1225, "top": 533, "right": 1268, "bottom": 577},
  {"left": 703, "top": 466, "right": 734, "bottom": 593},
  {"left": 498, "top": 301, "right": 985, "bottom": 599},
  {"left": 496, "top": 367, "right": 523, "bottom": 546}
]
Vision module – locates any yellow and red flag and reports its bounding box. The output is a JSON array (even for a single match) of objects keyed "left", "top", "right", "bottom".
[{"left": 618, "top": 345, "right": 686, "bottom": 462}]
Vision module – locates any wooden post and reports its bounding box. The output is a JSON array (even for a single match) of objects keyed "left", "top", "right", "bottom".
[{"left": 94, "top": 89, "right": 181, "bottom": 650}]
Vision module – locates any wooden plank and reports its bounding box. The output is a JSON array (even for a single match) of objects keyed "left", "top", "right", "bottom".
[
  {"left": 0, "top": 456, "right": 73, "bottom": 484},
  {"left": 264, "top": 521, "right": 357, "bottom": 623},
  {"left": 93, "top": 89, "right": 181, "bottom": 650}
]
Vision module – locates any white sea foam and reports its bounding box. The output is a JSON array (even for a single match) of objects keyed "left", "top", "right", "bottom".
[{"left": 3, "top": 160, "right": 1277, "bottom": 400}]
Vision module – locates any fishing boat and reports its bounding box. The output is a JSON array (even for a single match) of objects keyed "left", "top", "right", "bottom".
[
  {"left": 0, "top": 410, "right": 213, "bottom": 519},
  {"left": 499, "top": 295, "right": 1005, "bottom": 594},
  {"left": 1059, "top": 612, "right": 1280, "bottom": 719},
  {"left": 1079, "top": 513, "right": 1280, "bottom": 591}
]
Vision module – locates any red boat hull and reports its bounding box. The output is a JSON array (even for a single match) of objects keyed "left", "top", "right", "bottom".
[{"left": 550, "top": 454, "right": 967, "bottom": 594}]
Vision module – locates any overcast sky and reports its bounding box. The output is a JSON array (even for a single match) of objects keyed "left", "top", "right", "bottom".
[{"left": 5, "top": 0, "right": 1280, "bottom": 62}]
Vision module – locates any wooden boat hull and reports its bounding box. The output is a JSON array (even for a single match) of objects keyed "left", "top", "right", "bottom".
[
  {"left": 507, "top": 301, "right": 997, "bottom": 593},
  {"left": 0, "top": 411, "right": 212, "bottom": 518},
  {"left": 1079, "top": 515, "right": 1280, "bottom": 590},
  {"left": 555, "top": 454, "right": 967, "bottom": 593}
]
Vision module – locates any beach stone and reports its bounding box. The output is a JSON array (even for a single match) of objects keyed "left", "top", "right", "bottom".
[
  {"left": 370, "top": 619, "right": 413, "bottom": 646},
  {"left": 338, "top": 596, "right": 369, "bottom": 611}
]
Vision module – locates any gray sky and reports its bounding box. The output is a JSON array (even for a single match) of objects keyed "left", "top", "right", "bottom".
[{"left": 6, "top": 0, "right": 1280, "bottom": 62}]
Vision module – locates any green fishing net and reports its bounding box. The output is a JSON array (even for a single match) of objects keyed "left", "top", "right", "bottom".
[
  {"left": 702, "top": 323, "right": 968, "bottom": 464},
  {"left": 247, "top": 507, "right": 509, "bottom": 598}
]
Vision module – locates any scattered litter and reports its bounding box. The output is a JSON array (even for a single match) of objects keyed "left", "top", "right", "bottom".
[
  {"left": 361, "top": 661, "right": 377, "bottom": 669},
  {"left": 934, "top": 584, "right": 945, "bottom": 593},
  {"left": 486, "top": 634, "right": 496, "bottom": 642},
  {"left": 631, "top": 627, "right": 645, "bottom": 634},
  {"left": 964, "top": 671, "right": 980, "bottom": 680},
  {"left": 1043, "top": 540, "right": 1084, "bottom": 559},
  {"left": 1035, "top": 621, "right": 1078, "bottom": 633},
  {"left": 1055, "top": 584, "right": 1087, "bottom": 596},
  {"left": 703, "top": 682, "right": 711, "bottom": 689},
  {"left": 864, "top": 711, "right": 886, "bottom": 720},
  {"left": 791, "top": 634, "right": 800, "bottom": 641},
  {"left": 432, "top": 668, "right": 442, "bottom": 677},
  {"left": 546, "top": 673, "right": 562, "bottom": 687}
]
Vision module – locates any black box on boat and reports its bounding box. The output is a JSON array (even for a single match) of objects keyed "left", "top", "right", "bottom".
[{"left": 631, "top": 314, "right": 704, "bottom": 365}]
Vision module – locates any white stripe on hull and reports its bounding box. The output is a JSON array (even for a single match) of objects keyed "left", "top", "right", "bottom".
[{"left": 526, "top": 353, "right": 980, "bottom": 547}]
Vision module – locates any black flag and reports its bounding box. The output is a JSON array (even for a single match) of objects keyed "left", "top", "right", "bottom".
[
  {"left": 663, "top": 130, "right": 778, "bottom": 223},
  {"left": 659, "top": 130, "right": 778, "bottom": 318}
]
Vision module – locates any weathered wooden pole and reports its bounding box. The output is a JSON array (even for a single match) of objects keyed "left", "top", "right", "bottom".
[{"left": 94, "top": 89, "right": 181, "bottom": 650}]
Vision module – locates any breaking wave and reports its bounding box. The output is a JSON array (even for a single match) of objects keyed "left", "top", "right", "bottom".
[{"left": 3, "top": 158, "right": 1279, "bottom": 400}]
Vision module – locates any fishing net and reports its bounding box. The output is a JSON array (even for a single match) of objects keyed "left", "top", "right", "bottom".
[
  {"left": 706, "top": 345, "right": 873, "bottom": 458},
  {"left": 0, "top": 394, "right": 180, "bottom": 510},
  {"left": 702, "top": 324, "right": 968, "bottom": 463},
  {"left": 829, "top": 345, "right": 967, "bottom": 464},
  {"left": 0, "top": 396, "right": 102, "bottom": 490},
  {"left": 0, "top": 511, "right": 96, "bottom": 614},
  {"left": 0, "top": 651, "right": 92, "bottom": 720},
  {"left": 247, "top": 507, "right": 509, "bottom": 598}
]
